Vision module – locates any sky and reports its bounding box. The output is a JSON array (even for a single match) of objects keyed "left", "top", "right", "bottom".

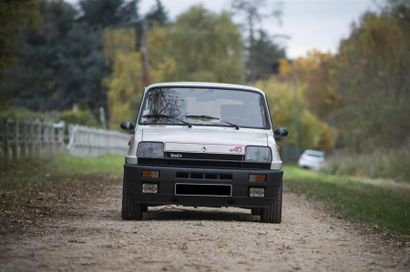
[
  {"left": 67, "top": 0, "right": 380, "bottom": 58},
  {"left": 139, "top": 0, "right": 379, "bottom": 58}
]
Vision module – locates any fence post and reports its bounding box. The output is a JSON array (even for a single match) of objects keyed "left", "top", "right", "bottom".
[
  {"left": 47, "top": 121, "right": 52, "bottom": 157},
  {"left": 21, "top": 121, "right": 26, "bottom": 159},
  {"left": 35, "top": 119, "right": 41, "bottom": 157},
  {"left": 59, "top": 124, "right": 64, "bottom": 153},
  {"left": 51, "top": 122, "right": 55, "bottom": 155},
  {"left": 3, "top": 119, "right": 9, "bottom": 160},
  {"left": 39, "top": 120, "right": 44, "bottom": 158},
  {"left": 12, "top": 120, "right": 19, "bottom": 160},
  {"left": 54, "top": 121, "right": 65, "bottom": 154},
  {"left": 50, "top": 121, "right": 55, "bottom": 156},
  {"left": 29, "top": 120, "right": 34, "bottom": 158},
  {"left": 25, "top": 121, "right": 29, "bottom": 158}
]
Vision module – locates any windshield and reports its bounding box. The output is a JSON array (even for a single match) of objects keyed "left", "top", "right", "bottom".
[
  {"left": 139, "top": 87, "right": 270, "bottom": 129},
  {"left": 304, "top": 150, "right": 325, "bottom": 158}
]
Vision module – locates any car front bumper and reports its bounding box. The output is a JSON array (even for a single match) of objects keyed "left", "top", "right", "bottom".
[{"left": 123, "top": 164, "right": 283, "bottom": 208}]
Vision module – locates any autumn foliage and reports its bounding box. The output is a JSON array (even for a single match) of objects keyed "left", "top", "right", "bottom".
[{"left": 2, "top": 0, "right": 409, "bottom": 172}]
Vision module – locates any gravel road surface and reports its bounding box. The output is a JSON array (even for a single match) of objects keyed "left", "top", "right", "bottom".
[{"left": 1, "top": 182, "right": 409, "bottom": 272}]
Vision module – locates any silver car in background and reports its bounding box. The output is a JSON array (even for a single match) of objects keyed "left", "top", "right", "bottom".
[{"left": 297, "top": 149, "right": 325, "bottom": 170}]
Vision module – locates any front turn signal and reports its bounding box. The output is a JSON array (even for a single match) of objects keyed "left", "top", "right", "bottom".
[
  {"left": 141, "top": 170, "right": 159, "bottom": 178},
  {"left": 249, "top": 174, "right": 267, "bottom": 182}
]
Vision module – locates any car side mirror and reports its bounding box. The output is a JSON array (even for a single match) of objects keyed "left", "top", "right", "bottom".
[
  {"left": 120, "top": 121, "right": 135, "bottom": 134},
  {"left": 274, "top": 127, "right": 288, "bottom": 141}
]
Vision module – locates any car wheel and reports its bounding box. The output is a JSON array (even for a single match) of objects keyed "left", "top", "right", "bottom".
[
  {"left": 261, "top": 182, "right": 282, "bottom": 223},
  {"left": 121, "top": 178, "right": 142, "bottom": 220}
]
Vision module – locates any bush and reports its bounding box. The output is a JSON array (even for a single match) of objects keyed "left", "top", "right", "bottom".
[
  {"left": 0, "top": 106, "right": 100, "bottom": 128},
  {"left": 59, "top": 107, "right": 99, "bottom": 127},
  {"left": 0, "top": 107, "right": 51, "bottom": 120},
  {"left": 323, "top": 148, "right": 410, "bottom": 183}
]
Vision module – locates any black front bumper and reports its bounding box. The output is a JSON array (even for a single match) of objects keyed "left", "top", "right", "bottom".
[{"left": 123, "top": 164, "right": 283, "bottom": 208}]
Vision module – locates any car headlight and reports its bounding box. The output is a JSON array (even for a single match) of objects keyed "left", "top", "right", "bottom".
[
  {"left": 245, "top": 146, "right": 272, "bottom": 162},
  {"left": 137, "top": 142, "right": 164, "bottom": 158}
]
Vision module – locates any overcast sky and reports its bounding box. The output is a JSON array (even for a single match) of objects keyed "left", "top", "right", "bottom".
[
  {"left": 68, "top": 0, "right": 379, "bottom": 58},
  {"left": 139, "top": 0, "right": 378, "bottom": 58}
]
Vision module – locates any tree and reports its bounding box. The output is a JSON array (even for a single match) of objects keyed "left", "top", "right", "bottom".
[
  {"left": 231, "top": 0, "right": 283, "bottom": 82},
  {"left": 280, "top": 50, "right": 339, "bottom": 122},
  {"left": 0, "top": 0, "right": 39, "bottom": 71},
  {"left": 333, "top": 6, "right": 410, "bottom": 151},
  {"left": 133, "top": 0, "right": 168, "bottom": 87},
  {"left": 79, "top": 0, "right": 139, "bottom": 28},
  {"left": 254, "top": 79, "right": 334, "bottom": 153},
  {"left": 145, "top": 0, "right": 168, "bottom": 27},
  {"left": 152, "top": 6, "right": 244, "bottom": 83},
  {"left": 102, "top": 28, "right": 142, "bottom": 128},
  {"left": 251, "top": 29, "right": 286, "bottom": 80},
  {"left": 2, "top": 0, "right": 77, "bottom": 111},
  {"left": 0, "top": 0, "right": 39, "bottom": 108},
  {"left": 146, "top": 26, "right": 178, "bottom": 82},
  {"left": 2, "top": 0, "right": 140, "bottom": 119}
]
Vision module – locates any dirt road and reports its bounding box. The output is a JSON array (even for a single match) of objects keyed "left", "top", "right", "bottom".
[{"left": 1, "top": 181, "right": 409, "bottom": 272}]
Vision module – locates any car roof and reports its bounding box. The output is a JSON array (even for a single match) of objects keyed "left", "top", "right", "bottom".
[
  {"left": 304, "top": 149, "right": 325, "bottom": 155},
  {"left": 145, "top": 82, "right": 265, "bottom": 95}
]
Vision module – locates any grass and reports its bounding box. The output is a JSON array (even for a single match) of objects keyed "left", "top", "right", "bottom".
[
  {"left": 323, "top": 148, "right": 410, "bottom": 183},
  {"left": 0, "top": 155, "right": 123, "bottom": 235},
  {"left": 284, "top": 165, "right": 410, "bottom": 241},
  {"left": 53, "top": 155, "right": 124, "bottom": 174}
]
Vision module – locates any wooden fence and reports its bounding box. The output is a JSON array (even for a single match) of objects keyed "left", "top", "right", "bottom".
[
  {"left": 0, "top": 119, "right": 65, "bottom": 160},
  {"left": 0, "top": 119, "right": 129, "bottom": 160},
  {"left": 67, "top": 124, "right": 129, "bottom": 157}
]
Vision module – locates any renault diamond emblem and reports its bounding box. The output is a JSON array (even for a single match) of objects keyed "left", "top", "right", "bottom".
[{"left": 201, "top": 145, "right": 207, "bottom": 152}]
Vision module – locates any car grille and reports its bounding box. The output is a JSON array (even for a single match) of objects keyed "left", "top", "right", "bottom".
[
  {"left": 165, "top": 152, "right": 243, "bottom": 161},
  {"left": 176, "top": 171, "right": 233, "bottom": 180},
  {"left": 138, "top": 156, "right": 270, "bottom": 169}
]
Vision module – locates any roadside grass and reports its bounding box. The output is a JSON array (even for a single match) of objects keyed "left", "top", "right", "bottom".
[
  {"left": 0, "top": 155, "right": 123, "bottom": 235},
  {"left": 323, "top": 148, "right": 410, "bottom": 183},
  {"left": 284, "top": 165, "right": 410, "bottom": 242},
  {"left": 53, "top": 155, "right": 124, "bottom": 174}
]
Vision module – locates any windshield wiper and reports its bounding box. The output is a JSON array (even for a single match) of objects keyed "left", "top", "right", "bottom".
[
  {"left": 142, "top": 114, "right": 192, "bottom": 128},
  {"left": 184, "top": 114, "right": 239, "bottom": 130}
]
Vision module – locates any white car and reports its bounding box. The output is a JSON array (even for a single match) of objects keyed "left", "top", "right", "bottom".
[
  {"left": 298, "top": 149, "right": 325, "bottom": 170},
  {"left": 120, "top": 82, "right": 288, "bottom": 223}
]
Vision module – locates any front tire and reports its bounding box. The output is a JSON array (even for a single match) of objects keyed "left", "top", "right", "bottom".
[
  {"left": 261, "top": 182, "right": 282, "bottom": 223},
  {"left": 121, "top": 178, "right": 142, "bottom": 220}
]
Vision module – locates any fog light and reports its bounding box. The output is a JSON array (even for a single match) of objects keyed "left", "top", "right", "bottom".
[
  {"left": 249, "top": 174, "right": 267, "bottom": 182},
  {"left": 141, "top": 170, "right": 159, "bottom": 178},
  {"left": 249, "top": 187, "right": 265, "bottom": 198},
  {"left": 142, "top": 183, "right": 158, "bottom": 194}
]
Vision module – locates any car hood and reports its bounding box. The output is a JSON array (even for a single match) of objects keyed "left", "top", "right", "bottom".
[{"left": 141, "top": 126, "right": 268, "bottom": 155}]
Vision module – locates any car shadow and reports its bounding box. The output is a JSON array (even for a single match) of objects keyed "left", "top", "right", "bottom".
[
  {"left": 142, "top": 207, "right": 259, "bottom": 222},
  {"left": 103, "top": 206, "right": 260, "bottom": 222}
]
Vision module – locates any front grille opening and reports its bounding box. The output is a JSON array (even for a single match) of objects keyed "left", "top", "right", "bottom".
[
  {"left": 220, "top": 174, "right": 233, "bottom": 180},
  {"left": 175, "top": 184, "right": 231, "bottom": 196},
  {"left": 138, "top": 158, "right": 270, "bottom": 170},
  {"left": 165, "top": 152, "right": 243, "bottom": 161},
  {"left": 191, "top": 173, "right": 203, "bottom": 179},
  {"left": 205, "top": 173, "right": 218, "bottom": 179},
  {"left": 175, "top": 172, "right": 232, "bottom": 180},
  {"left": 176, "top": 172, "right": 189, "bottom": 179}
]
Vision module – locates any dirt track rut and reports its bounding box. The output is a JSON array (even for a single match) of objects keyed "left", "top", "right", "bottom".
[{"left": 1, "top": 182, "right": 409, "bottom": 272}]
